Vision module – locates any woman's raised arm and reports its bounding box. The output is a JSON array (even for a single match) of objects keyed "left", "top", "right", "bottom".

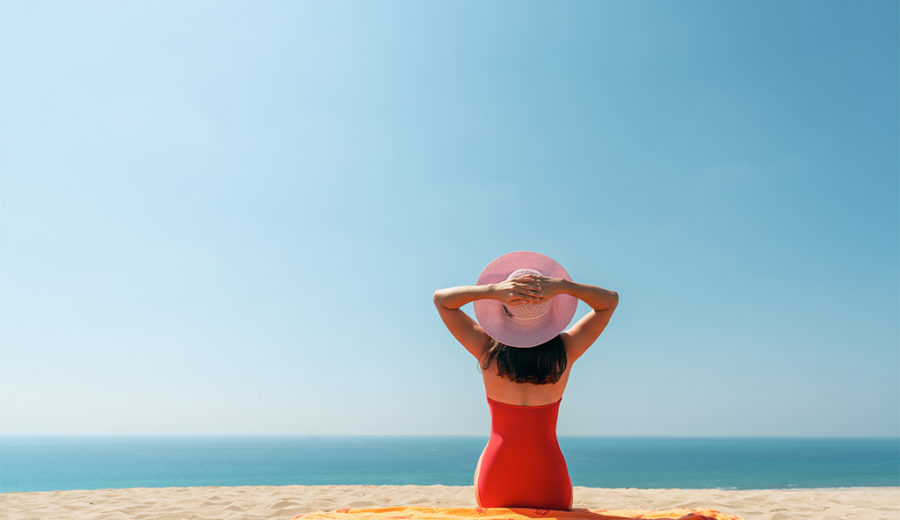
[
  {"left": 432, "top": 285, "right": 496, "bottom": 360},
  {"left": 432, "top": 285, "right": 497, "bottom": 310},
  {"left": 560, "top": 280, "right": 618, "bottom": 311},
  {"left": 516, "top": 274, "right": 618, "bottom": 362},
  {"left": 433, "top": 277, "right": 544, "bottom": 359},
  {"left": 559, "top": 280, "right": 618, "bottom": 363},
  {"left": 433, "top": 276, "right": 543, "bottom": 310}
]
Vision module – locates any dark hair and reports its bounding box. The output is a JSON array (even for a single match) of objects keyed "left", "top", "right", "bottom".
[{"left": 478, "top": 334, "right": 568, "bottom": 385}]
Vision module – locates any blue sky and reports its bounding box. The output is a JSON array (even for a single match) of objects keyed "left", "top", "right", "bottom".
[{"left": 1, "top": 0, "right": 896, "bottom": 437}]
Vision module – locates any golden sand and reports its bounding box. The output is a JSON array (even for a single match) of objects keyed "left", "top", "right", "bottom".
[{"left": 1, "top": 484, "right": 898, "bottom": 520}]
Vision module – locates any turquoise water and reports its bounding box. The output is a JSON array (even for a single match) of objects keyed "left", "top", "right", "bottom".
[{"left": 1, "top": 436, "right": 897, "bottom": 492}]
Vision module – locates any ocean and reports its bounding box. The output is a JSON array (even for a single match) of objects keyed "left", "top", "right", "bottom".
[{"left": 1, "top": 436, "right": 897, "bottom": 493}]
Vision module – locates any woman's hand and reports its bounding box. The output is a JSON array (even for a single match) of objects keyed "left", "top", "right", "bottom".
[
  {"left": 491, "top": 276, "right": 543, "bottom": 306},
  {"left": 518, "top": 274, "right": 568, "bottom": 300}
]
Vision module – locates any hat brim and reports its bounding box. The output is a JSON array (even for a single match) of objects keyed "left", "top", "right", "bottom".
[{"left": 473, "top": 251, "right": 578, "bottom": 348}]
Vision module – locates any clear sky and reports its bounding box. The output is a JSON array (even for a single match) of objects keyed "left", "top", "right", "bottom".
[{"left": 1, "top": 0, "right": 897, "bottom": 437}]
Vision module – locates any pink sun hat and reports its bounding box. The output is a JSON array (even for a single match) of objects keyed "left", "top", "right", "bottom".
[{"left": 473, "top": 251, "right": 578, "bottom": 348}]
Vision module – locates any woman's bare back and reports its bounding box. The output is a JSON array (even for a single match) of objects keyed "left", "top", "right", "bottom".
[{"left": 480, "top": 336, "right": 574, "bottom": 407}]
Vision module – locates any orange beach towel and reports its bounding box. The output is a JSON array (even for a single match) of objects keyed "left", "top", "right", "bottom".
[{"left": 293, "top": 505, "right": 744, "bottom": 520}]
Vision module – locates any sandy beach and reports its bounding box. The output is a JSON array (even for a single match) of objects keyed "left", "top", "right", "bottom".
[{"left": 1, "top": 485, "right": 897, "bottom": 520}]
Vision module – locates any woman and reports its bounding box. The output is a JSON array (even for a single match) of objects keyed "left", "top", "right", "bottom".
[{"left": 433, "top": 251, "right": 619, "bottom": 511}]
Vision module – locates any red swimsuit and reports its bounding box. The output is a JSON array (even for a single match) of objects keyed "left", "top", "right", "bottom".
[{"left": 474, "top": 395, "right": 573, "bottom": 510}]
